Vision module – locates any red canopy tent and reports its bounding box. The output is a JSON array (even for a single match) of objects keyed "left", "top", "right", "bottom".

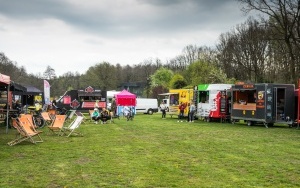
[{"left": 116, "top": 89, "right": 136, "bottom": 106}]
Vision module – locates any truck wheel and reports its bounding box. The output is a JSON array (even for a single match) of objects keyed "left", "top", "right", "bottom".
[
  {"left": 148, "top": 109, "right": 153, "bottom": 115},
  {"left": 247, "top": 121, "right": 252, "bottom": 126}
]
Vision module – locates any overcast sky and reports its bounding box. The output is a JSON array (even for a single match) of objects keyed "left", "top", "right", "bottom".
[{"left": 0, "top": 0, "right": 248, "bottom": 76}]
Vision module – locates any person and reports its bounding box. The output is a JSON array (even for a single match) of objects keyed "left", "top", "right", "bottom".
[
  {"left": 14, "top": 100, "right": 22, "bottom": 113},
  {"left": 52, "top": 98, "right": 57, "bottom": 109},
  {"left": 111, "top": 96, "right": 117, "bottom": 117},
  {"left": 123, "top": 106, "right": 133, "bottom": 121},
  {"left": 92, "top": 108, "right": 100, "bottom": 124},
  {"left": 178, "top": 102, "right": 186, "bottom": 120},
  {"left": 188, "top": 102, "right": 196, "bottom": 122},
  {"left": 160, "top": 101, "right": 167, "bottom": 119},
  {"left": 100, "top": 107, "right": 111, "bottom": 124},
  {"left": 94, "top": 100, "right": 99, "bottom": 109}
]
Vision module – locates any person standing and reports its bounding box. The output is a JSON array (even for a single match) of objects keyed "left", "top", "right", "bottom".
[
  {"left": 188, "top": 102, "right": 196, "bottom": 122},
  {"left": 94, "top": 100, "right": 99, "bottom": 109},
  {"left": 160, "top": 101, "right": 167, "bottom": 119},
  {"left": 178, "top": 102, "right": 186, "bottom": 120},
  {"left": 111, "top": 96, "right": 117, "bottom": 117}
]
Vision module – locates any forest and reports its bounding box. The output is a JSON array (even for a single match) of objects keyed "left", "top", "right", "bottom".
[{"left": 0, "top": 0, "right": 299, "bottom": 98}]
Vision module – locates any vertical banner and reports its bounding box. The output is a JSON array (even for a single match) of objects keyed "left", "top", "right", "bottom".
[{"left": 44, "top": 80, "right": 51, "bottom": 105}]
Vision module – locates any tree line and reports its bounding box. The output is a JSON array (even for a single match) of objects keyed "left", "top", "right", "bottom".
[{"left": 1, "top": 0, "right": 299, "bottom": 98}]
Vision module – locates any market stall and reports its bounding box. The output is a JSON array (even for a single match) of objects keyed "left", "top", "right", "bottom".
[
  {"left": 0, "top": 73, "right": 11, "bottom": 132},
  {"left": 116, "top": 89, "right": 136, "bottom": 115}
]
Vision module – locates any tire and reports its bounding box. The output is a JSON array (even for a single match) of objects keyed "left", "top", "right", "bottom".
[
  {"left": 247, "top": 121, "right": 252, "bottom": 126},
  {"left": 34, "top": 116, "right": 45, "bottom": 128},
  {"left": 148, "top": 109, "right": 153, "bottom": 115}
]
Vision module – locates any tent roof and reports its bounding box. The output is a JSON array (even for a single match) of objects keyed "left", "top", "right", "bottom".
[
  {"left": 116, "top": 89, "right": 136, "bottom": 98},
  {"left": 0, "top": 73, "right": 10, "bottom": 85}
]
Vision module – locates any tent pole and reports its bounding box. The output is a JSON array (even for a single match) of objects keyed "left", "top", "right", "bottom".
[{"left": 6, "top": 84, "right": 9, "bottom": 133}]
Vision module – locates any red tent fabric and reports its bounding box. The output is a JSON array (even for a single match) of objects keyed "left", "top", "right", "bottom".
[
  {"left": 0, "top": 73, "right": 10, "bottom": 85},
  {"left": 116, "top": 89, "right": 136, "bottom": 106}
]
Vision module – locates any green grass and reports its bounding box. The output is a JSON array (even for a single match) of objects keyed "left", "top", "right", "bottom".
[{"left": 0, "top": 113, "right": 299, "bottom": 188}]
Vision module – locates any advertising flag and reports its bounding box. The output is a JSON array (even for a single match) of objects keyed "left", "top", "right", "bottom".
[{"left": 44, "top": 80, "right": 51, "bottom": 105}]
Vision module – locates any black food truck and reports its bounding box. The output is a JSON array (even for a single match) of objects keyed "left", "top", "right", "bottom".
[
  {"left": 231, "top": 83, "right": 295, "bottom": 128},
  {"left": 57, "top": 86, "right": 107, "bottom": 112}
]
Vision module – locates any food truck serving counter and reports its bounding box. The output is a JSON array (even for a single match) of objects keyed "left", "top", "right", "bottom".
[{"left": 231, "top": 83, "right": 295, "bottom": 128}]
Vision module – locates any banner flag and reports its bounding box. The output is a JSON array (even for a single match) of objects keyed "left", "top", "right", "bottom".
[{"left": 44, "top": 80, "right": 51, "bottom": 105}]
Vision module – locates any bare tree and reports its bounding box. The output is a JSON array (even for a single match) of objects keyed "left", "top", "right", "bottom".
[{"left": 238, "top": 0, "right": 300, "bottom": 83}]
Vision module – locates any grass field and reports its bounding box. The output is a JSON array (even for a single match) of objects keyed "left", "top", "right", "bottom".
[{"left": 0, "top": 113, "right": 299, "bottom": 188}]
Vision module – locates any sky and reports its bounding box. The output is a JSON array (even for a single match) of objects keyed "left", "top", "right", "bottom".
[{"left": 0, "top": 0, "right": 249, "bottom": 76}]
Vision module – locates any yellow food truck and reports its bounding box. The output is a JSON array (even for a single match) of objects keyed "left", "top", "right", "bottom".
[{"left": 158, "top": 89, "right": 194, "bottom": 118}]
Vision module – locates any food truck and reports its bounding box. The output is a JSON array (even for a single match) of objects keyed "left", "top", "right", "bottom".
[
  {"left": 57, "top": 86, "right": 107, "bottom": 112},
  {"left": 158, "top": 89, "right": 194, "bottom": 118},
  {"left": 231, "top": 83, "right": 295, "bottom": 128},
  {"left": 195, "top": 84, "right": 232, "bottom": 122}
]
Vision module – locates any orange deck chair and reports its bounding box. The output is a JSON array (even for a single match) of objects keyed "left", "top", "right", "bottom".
[{"left": 48, "top": 115, "right": 66, "bottom": 135}]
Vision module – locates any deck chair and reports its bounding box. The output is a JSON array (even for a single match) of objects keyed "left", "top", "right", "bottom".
[
  {"left": 48, "top": 115, "right": 66, "bottom": 135},
  {"left": 10, "top": 117, "right": 21, "bottom": 138},
  {"left": 88, "top": 110, "right": 94, "bottom": 122},
  {"left": 48, "top": 109, "right": 57, "bottom": 119},
  {"left": 60, "top": 116, "right": 84, "bottom": 137},
  {"left": 7, "top": 117, "right": 43, "bottom": 146},
  {"left": 41, "top": 111, "right": 54, "bottom": 126},
  {"left": 75, "top": 111, "right": 86, "bottom": 124},
  {"left": 19, "top": 114, "right": 40, "bottom": 130},
  {"left": 65, "top": 110, "right": 76, "bottom": 122}
]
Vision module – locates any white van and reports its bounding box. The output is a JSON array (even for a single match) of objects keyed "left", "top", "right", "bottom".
[
  {"left": 106, "top": 90, "right": 121, "bottom": 110},
  {"left": 136, "top": 98, "right": 158, "bottom": 115}
]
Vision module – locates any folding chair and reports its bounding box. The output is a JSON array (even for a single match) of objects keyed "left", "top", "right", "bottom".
[
  {"left": 19, "top": 114, "right": 40, "bottom": 131},
  {"left": 48, "top": 109, "right": 57, "bottom": 119},
  {"left": 60, "top": 116, "right": 84, "bottom": 137},
  {"left": 41, "top": 112, "right": 54, "bottom": 126},
  {"left": 7, "top": 117, "right": 43, "bottom": 146},
  {"left": 65, "top": 110, "right": 76, "bottom": 122},
  {"left": 75, "top": 111, "right": 86, "bottom": 124},
  {"left": 48, "top": 115, "right": 66, "bottom": 135}
]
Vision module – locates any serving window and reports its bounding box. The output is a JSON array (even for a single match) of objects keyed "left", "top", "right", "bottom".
[{"left": 232, "top": 90, "right": 257, "bottom": 110}]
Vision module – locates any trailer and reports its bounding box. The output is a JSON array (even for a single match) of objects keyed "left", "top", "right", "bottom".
[
  {"left": 231, "top": 83, "right": 295, "bottom": 128},
  {"left": 195, "top": 84, "right": 232, "bottom": 122},
  {"left": 57, "top": 86, "right": 107, "bottom": 112}
]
